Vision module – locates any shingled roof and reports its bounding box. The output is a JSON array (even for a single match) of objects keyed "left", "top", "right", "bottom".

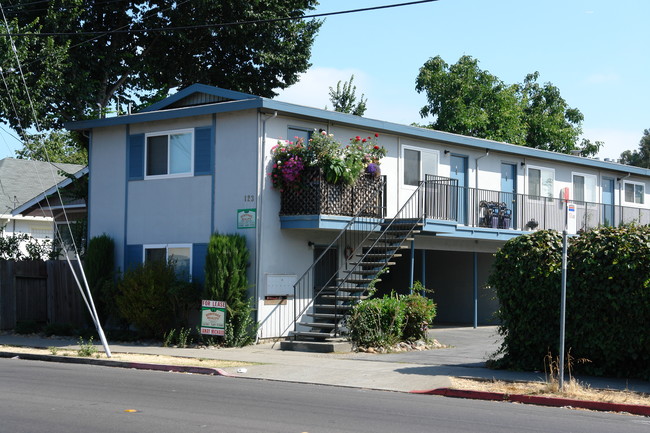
[{"left": 0, "top": 158, "right": 86, "bottom": 216}]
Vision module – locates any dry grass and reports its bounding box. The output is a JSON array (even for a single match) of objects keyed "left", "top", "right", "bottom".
[
  {"left": 1, "top": 345, "right": 251, "bottom": 369},
  {"left": 450, "top": 377, "right": 650, "bottom": 407}
]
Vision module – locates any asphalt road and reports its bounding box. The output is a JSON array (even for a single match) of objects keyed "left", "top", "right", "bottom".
[{"left": 1, "top": 358, "right": 648, "bottom": 433}]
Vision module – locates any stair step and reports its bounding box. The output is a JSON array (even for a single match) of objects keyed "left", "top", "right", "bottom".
[
  {"left": 292, "top": 331, "right": 335, "bottom": 339},
  {"left": 313, "top": 303, "right": 354, "bottom": 310},
  {"left": 320, "top": 294, "right": 367, "bottom": 301},
  {"left": 306, "top": 312, "right": 345, "bottom": 319},
  {"left": 366, "top": 237, "right": 414, "bottom": 244},
  {"left": 382, "top": 229, "right": 421, "bottom": 236},
  {"left": 321, "top": 287, "right": 367, "bottom": 294},
  {"left": 357, "top": 253, "right": 402, "bottom": 260},
  {"left": 338, "top": 277, "right": 378, "bottom": 285},
  {"left": 298, "top": 321, "right": 337, "bottom": 328},
  {"left": 365, "top": 245, "right": 409, "bottom": 251},
  {"left": 350, "top": 261, "right": 396, "bottom": 267}
]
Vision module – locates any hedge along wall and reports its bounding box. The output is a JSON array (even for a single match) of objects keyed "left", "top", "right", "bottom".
[{"left": 488, "top": 226, "right": 650, "bottom": 380}]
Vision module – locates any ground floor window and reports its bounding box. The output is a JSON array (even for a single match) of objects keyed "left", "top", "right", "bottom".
[{"left": 144, "top": 244, "right": 192, "bottom": 280}]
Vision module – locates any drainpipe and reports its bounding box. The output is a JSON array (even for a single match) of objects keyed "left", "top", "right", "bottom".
[
  {"left": 256, "top": 111, "right": 277, "bottom": 337},
  {"left": 474, "top": 149, "right": 489, "bottom": 225}
]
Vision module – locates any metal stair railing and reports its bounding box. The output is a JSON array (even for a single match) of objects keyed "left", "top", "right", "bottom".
[
  {"left": 327, "top": 180, "right": 430, "bottom": 336},
  {"left": 286, "top": 176, "right": 387, "bottom": 338},
  {"left": 293, "top": 179, "right": 430, "bottom": 339}
]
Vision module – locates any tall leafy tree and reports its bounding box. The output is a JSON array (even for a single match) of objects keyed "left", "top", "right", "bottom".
[
  {"left": 0, "top": 1, "right": 322, "bottom": 136},
  {"left": 620, "top": 129, "right": 650, "bottom": 168},
  {"left": 16, "top": 130, "right": 88, "bottom": 165},
  {"left": 415, "top": 55, "right": 602, "bottom": 156},
  {"left": 328, "top": 74, "right": 368, "bottom": 116}
]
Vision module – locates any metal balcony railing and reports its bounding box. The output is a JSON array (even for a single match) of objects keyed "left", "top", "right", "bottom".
[{"left": 425, "top": 175, "right": 650, "bottom": 231}]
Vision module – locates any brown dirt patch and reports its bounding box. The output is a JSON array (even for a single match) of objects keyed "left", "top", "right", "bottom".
[
  {"left": 0, "top": 345, "right": 251, "bottom": 369},
  {"left": 450, "top": 377, "right": 650, "bottom": 407}
]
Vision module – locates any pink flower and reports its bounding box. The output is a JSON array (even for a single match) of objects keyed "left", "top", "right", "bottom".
[{"left": 355, "top": 136, "right": 361, "bottom": 140}]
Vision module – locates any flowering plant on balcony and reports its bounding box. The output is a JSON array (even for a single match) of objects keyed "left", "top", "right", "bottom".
[{"left": 268, "top": 131, "right": 386, "bottom": 191}]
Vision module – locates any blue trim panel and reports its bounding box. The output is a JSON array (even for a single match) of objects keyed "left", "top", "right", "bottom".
[
  {"left": 194, "top": 126, "right": 213, "bottom": 175},
  {"left": 192, "top": 243, "right": 208, "bottom": 284},
  {"left": 124, "top": 244, "right": 143, "bottom": 271},
  {"left": 128, "top": 133, "right": 145, "bottom": 180}
]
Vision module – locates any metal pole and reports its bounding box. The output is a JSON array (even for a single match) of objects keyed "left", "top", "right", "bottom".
[
  {"left": 559, "top": 190, "right": 569, "bottom": 390},
  {"left": 409, "top": 239, "right": 415, "bottom": 293},
  {"left": 473, "top": 252, "right": 478, "bottom": 328},
  {"left": 421, "top": 249, "right": 426, "bottom": 293}
]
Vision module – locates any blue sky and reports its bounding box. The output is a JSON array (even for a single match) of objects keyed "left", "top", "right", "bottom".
[
  {"left": 1, "top": 0, "right": 647, "bottom": 161},
  {"left": 276, "top": 0, "right": 649, "bottom": 160}
]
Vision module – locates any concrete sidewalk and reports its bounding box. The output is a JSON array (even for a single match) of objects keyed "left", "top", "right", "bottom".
[{"left": 1, "top": 326, "right": 649, "bottom": 396}]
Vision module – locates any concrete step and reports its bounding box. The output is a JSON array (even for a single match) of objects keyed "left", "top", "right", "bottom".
[{"left": 280, "top": 338, "right": 352, "bottom": 353}]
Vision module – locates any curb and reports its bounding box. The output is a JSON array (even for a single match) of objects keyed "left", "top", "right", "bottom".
[
  {"left": 412, "top": 388, "right": 650, "bottom": 417},
  {"left": 0, "top": 351, "right": 233, "bottom": 377}
]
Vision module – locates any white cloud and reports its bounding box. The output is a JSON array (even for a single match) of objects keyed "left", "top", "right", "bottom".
[
  {"left": 586, "top": 127, "right": 642, "bottom": 159},
  {"left": 585, "top": 73, "right": 620, "bottom": 85},
  {"left": 274, "top": 67, "right": 370, "bottom": 111}
]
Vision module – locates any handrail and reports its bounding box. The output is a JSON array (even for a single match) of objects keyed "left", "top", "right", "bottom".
[{"left": 286, "top": 176, "right": 387, "bottom": 338}]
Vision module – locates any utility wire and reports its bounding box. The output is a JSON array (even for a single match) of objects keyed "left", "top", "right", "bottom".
[{"left": 0, "top": 1, "right": 438, "bottom": 37}]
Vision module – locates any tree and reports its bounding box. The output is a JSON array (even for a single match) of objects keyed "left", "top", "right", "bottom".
[
  {"left": 415, "top": 55, "right": 601, "bottom": 156},
  {"left": 328, "top": 75, "right": 368, "bottom": 116},
  {"left": 620, "top": 129, "right": 650, "bottom": 168},
  {"left": 0, "top": 1, "right": 322, "bottom": 135},
  {"left": 15, "top": 131, "right": 87, "bottom": 165}
]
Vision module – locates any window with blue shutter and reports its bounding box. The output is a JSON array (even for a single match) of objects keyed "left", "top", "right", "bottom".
[
  {"left": 194, "top": 126, "right": 213, "bottom": 175},
  {"left": 192, "top": 243, "right": 208, "bottom": 284},
  {"left": 124, "top": 244, "right": 143, "bottom": 271},
  {"left": 128, "top": 134, "right": 145, "bottom": 180}
]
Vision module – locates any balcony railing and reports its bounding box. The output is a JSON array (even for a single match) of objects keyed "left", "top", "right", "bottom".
[
  {"left": 280, "top": 168, "right": 386, "bottom": 218},
  {"left": 425, "top": 175, "right": 650, "bottom": 231}
]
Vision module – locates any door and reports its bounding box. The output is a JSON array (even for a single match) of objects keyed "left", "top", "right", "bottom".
[
  {"left": 313, "top": 246, "right": 338, "bottom": 299},
  {"left": 500, "top": 163, "right": 517, "bottom": 229},
  {"left": 450, "top": 155, "right": 468, "bottom": 224},
  {"left": 602, "top": 177, "right": 615, "bottom": 226}
]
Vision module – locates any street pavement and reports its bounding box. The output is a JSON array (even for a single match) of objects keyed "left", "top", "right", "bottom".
[{"left": 1, "top": 325, "right": 649, "bottom": 397}]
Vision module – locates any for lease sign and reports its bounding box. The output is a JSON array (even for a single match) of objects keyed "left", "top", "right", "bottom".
[{"left": 201, "top": 300, "right": 227, "bottom": 336}]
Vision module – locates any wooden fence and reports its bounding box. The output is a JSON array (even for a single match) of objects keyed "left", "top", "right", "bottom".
[{"left": 0, "top": 260, "right": 87, "bottom": 330}]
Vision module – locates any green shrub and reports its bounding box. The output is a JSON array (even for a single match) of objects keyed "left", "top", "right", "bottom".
[
  {"left": 347, "top": 293, "right": 405, "bottom": 348},
  {"left": 84, "top": 234, "right": 116, "bottom": 325},
  {"left": 488, "top": 226, "right": 650, "bottom": 379},
  {"left": 116, "top": 259, "right": 199, "bottom": 338},
  {"left": 204, "top": 233, "right": 257, "bottom": 347},
  {"left": 401, "top": 292, "right": 437, "bottom": 342}
]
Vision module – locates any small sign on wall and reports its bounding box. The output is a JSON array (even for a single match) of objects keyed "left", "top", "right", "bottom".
[
  {"left": 237, "top": 208, "right": 256, "bottom": 229},
  {"left": 266, "top": 274, "right": 297, "bottom": 296},
  {"left": 200, "top": 300, "right": 227, "bottom": 336}
]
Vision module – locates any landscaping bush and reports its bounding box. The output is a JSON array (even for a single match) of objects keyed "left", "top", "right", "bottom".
[
  {"left": 488, "top": 226, "right": 650, "bottom": 379},
  {"left": 116, "top": 259, "right": 199, "bottom": 338},
  {"left": 84, "top": 234, "right": 116, "bottom": 324},
  {"left": 204, "top": 233, "right": 258, "bottom": 347},
  {"left": 347, "top": 287, "right": 436, "bottom": 348}
]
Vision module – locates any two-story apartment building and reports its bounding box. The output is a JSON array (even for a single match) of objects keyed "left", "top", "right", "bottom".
[{"left": 66, "top": 84, "right": 650, "bottom": 340}]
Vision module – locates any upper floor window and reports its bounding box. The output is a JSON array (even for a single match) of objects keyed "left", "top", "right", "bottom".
[
  {"left": 146, "top": 130, "right": 193, "bottom": 177},
  {"left": 402, "top": 146, "right": 438, "bottom": 187},
  {"left": 287, "top": 127, "right": 312, "bottom": 143},
  {"left": 572, "top": 173, "right": 597, "bottom": 203},
  {"left": 528, "top": 166, "right": 554, "bottom": 198},
  {"left": 624, "top": 181, "right": 645, "bottom": 205}
]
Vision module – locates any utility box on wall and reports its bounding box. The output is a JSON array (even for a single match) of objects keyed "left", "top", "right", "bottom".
[{"left": 265, "top": 274, "right": 296, "bottom": 297}]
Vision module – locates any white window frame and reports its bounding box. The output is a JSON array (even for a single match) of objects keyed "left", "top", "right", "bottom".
[
  {"left": 571, "top": 172, "right": 597, "bottom": 203},
  {"left": 287, "top": 126, "right": 313, "bottom": 143},
  {"left": 527, "top": 165, "right": 555, "bottom": 199},
  {"left": 401, "top": 145, "right": 439, "bottom": 189},
  {"left": 143, "top": 243, "right": 193, "bottom": 280},
  {"left": 623, "top": 180, "right": 645, "bottom": 205},
  {"left": 144, "top": 129, "right": 194, "bottom": 179}
]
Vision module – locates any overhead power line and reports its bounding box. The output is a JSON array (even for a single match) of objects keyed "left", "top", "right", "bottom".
[{"left": 0, "top": 1, "right": 439, "bottom": 37}]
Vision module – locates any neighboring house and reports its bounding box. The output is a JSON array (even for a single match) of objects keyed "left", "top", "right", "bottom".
[
  {"left": 65, "top": 84, "right": 650, "bottom": 340},
  {"left": 0, "top": 158, "right": 86, "bottom": 258}
]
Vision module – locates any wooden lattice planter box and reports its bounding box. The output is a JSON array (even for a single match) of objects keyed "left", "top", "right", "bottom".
[{"left": 280, "top": 168, "right": 384, "bottom": 217}]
